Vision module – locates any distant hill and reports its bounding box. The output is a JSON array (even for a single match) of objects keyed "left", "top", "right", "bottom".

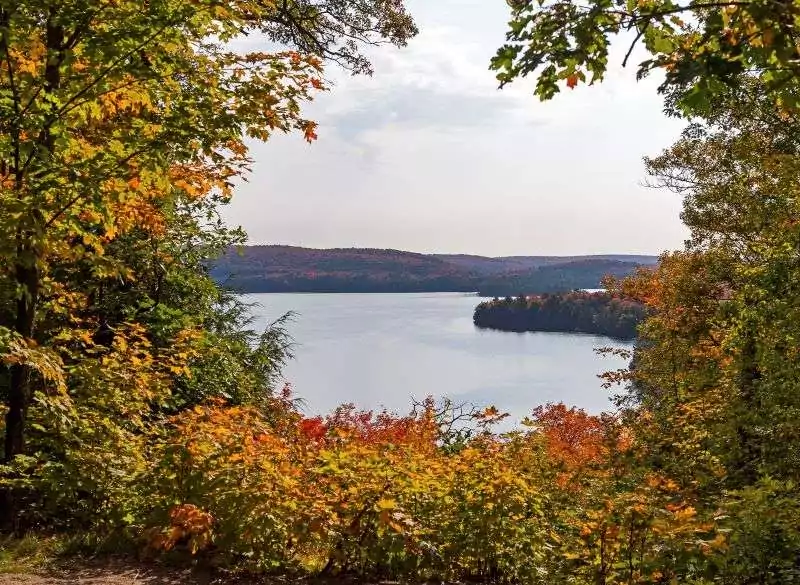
[
  {"left": 433, "top": 254, "right": 658, "bottom": 276},
  {"left": 474, "top": 259, "right": 650, "bottom": 297},
  {"left": 210, "top": 246, "right": 475, "bottom": 293},
  {"left": 210, "top": 245, "right": 658, "bottom": 295}
]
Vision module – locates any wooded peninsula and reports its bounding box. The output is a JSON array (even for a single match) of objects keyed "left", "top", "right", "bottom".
[{"left": 473, "top": 291, "right": 647, "bottom": 340}]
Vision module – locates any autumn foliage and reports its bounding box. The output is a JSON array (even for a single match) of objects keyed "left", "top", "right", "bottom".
[
  {"left": 118, "top": 397, "right": 723, "bottom": 583},
  {"left": 144, "top": 398, "right": 549, "bottom": 578},
  {"left": 3, "top": 0, "right": 800, "bottom": 584}
]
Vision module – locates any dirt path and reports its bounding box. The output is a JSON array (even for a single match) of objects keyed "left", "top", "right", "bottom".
[
  {"left": 0, "top": 563, "right": 218, "bottom": 585},
  {"left": 0, "top": 565, "right": 380, "bottom": 585}
]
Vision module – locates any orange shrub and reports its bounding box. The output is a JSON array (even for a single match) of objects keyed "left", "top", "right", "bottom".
[{"left": 144, "top": 399, "right": 552, "bottom": 580}]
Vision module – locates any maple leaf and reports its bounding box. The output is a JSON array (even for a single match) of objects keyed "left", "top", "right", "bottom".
[{"left": 303, "top": 121, "right": 319, "bottom": 143}]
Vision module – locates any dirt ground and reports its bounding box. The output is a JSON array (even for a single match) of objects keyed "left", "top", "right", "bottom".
[
  {"left": 0, "top": 566, "right": 208, "bottom": 585},
  {"left": 0, "top": 561, "right": 252, "bottom": 585},
  {"left": 0, "top": 564, "right": 387, "bottom": 585}
]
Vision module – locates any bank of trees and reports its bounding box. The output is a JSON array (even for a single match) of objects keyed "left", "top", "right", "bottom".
[
  {"left": 3, "top": 0, "right": 800, "bottom": 583},
  {"left": 0, "top": 0, "right": 415, "bottom": 532},
  {"left": 486, "top": 0, "right": 800, "bottom": 579},
  {"left": 474, "top": 291, "right": 646, "bottom": 339}
]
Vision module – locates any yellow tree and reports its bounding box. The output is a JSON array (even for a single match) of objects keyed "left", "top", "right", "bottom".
[
  {"left": 610, "top": 85, "right": 800, "bottom": 580},
  {"left": 0, "top": 0, "right": 416, "bottom": 525}
]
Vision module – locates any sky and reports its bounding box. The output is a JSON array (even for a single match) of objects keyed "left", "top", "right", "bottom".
[{"left": 221, "top": 0, "right": 690, "bottom": 257}]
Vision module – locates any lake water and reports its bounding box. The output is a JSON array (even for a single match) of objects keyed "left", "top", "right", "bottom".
[{"left": 243, "top": 292, "right": 633, "bottom": 426}]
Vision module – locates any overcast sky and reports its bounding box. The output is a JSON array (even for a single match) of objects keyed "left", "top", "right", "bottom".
[{"left": 221, "top": 0, "right": 689, "bottom": 257}]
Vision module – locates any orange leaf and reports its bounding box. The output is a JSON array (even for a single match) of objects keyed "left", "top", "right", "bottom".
[{"left": 303, "top": 122, "right": 318, "bottom": 143}]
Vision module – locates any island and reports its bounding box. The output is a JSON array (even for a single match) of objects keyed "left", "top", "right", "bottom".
[{"left": 473, "top": 291, "right": 647, "bottom": 340}]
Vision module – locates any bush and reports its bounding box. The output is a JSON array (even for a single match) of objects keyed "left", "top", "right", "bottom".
[{"left": 143, "top": 400, "right": 553, "bottom": 580}]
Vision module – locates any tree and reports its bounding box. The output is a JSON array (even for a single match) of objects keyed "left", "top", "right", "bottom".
[
  {"left": 603, "top": 81, "right": 800, "bottom": 580},
  {"left": 644, "top": 83, "right": 800, "bottom": 483},
  {"left": 0, "top": 0, "right": 417, "bottom": 526},
  {"left": 645, "top": 80, "right": 800, "bottom": 253},
  {"left": 491, "top": 0, "right": 800, "bottom": 114}
]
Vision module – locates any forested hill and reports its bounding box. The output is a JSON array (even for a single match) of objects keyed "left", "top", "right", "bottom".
[
  {"left": 210, "top": 245, "right": 658, "bottom": 294},
  {"left": 210, "top": 246, "right": 473, "bottom": 293},
  {"left": 432, "top": 253, "right": 660, "bottom": 274},
  {"left": 474, "top": 259, "right": 649, "bottom": 297}
]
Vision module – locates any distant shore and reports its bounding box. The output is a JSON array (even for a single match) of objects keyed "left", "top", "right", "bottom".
[{"left": 212, "top": 245, "right": 656, "bottom": 296}]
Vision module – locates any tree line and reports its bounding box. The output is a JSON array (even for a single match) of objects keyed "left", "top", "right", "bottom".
[
  {"left": 473, "top": 291, "right": 647, "bottom": 340},
  {"left": 212, "top": 245, "right": 646, "bottom": 295}
]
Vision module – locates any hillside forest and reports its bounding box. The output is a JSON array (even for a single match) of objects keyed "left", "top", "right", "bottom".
[
  {"left": 210, "top": 245, "right": 654, "bottom": 296},
  {"left": 3, "top": 1, "right": 800, "bottom": 585}
]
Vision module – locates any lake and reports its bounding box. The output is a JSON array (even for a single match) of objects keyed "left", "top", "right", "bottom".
[{"left": 243, "top": 292, "right": 633, "bottom": 426}]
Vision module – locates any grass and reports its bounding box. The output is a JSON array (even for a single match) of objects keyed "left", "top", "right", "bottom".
[{"left": 0, "top": 534, "right": 67, "bottom": 574}]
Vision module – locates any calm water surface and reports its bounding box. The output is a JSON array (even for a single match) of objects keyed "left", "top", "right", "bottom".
[{"left": 244, "top": 292, "right": 632, "bottom": 425}]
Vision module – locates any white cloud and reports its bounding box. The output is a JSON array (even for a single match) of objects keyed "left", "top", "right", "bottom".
[{"left": 222, "top": 0, "right": 689, "bottom": 256}]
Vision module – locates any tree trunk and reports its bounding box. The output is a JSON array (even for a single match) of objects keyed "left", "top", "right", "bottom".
[
  {"left": 1, "top": 254, "right": 40, "bottom": 532},
  {"left": 3, "top": 260, "right": 39, "bottom": 463},
  {"left": 734, "top": 330, "right": 761, "bottom": 487},
  {"left": 1, "top": 9, "right": 60, "bottom": 532},
  {"left": 2, "top": 9, "right": 61, "bottom": 465},
  {"left": 1, "top": 252, "right": 39, "bottom": 532}
]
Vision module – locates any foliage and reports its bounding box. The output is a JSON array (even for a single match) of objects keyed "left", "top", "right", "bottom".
[
  {"left": 608, "top": 80, "right": 800, "bottom": 583},
  {"left": 81, "top": 397, "right": 713, "bottom": 583},
  {"left": 474, "top": 291, "right": 646, "bottom": 339},
  {"left": 489, "top": 8, "right": 800, "bottom": 569},
  {"left": 489, "top": 0, "right": 800, "bottom": 573},
  {"left": 491, "top": 0, "right": 800, "bottom": 114},
  {"left": 0, "top": 0, "right": 416, "bottom": 532},
  {"left": 144, "top": 398, "right": 553, "bottom": 580},
  {"left": 2, "top": 1, "right": 800, "bottom": 584}
]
